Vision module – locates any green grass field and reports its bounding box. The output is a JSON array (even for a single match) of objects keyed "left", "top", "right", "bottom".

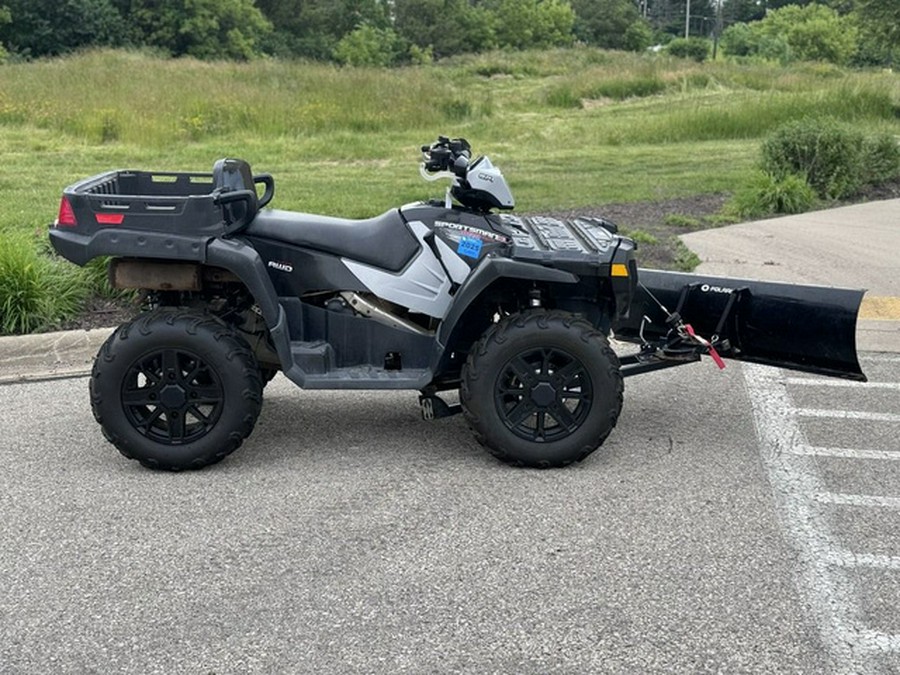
[
  {"left": 0, "top": 48, "right": 897, "bottom": 332},
  {"left": 2, "top": 48, "right": 897, "bottom": 227}
]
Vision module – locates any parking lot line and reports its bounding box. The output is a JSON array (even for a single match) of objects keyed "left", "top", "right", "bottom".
[
  {"left": 790, "top": 446, "right": 900, "bottom": 461},
  {"left": 861, "top": 355, "right": 900, "bottom": 363},
  {"left": 814, "top": 492, "right": 900, "bottom": 510},
  {"left": 792, "top": 409, "right": 900, "bottom": 423},
  {"left": 786, "top": 378, "right": 900, "bottom": 391},
  {"left": 746, "top": 361, "right": 900, "bottom": 669},
  {"left": 744, "top": 363, "right": 871, "bottom": 670},
  {"left": 825, "top": 549, "right": 900, "bottom": 571},
  {"left": 858, "top": 630, "right": 900, "bottom": 653}
]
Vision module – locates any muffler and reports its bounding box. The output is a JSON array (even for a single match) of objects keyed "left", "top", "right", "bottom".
[{"left": 614, "top": 269, "right": 866, "bottom": 381}]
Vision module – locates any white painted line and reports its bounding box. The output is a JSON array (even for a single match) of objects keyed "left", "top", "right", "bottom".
[
  {"left": 814, "top": 492, "right": 900, "bottom": 510},
  {"left": 790, "top": 446, "right": 900, "bottom": 461},
  {"left": 792, "top": 408, "right": 900, "bottom": 423},
  {"left": 825, "top": 548, "right": 900, "bottom": 571},
  {"left": 858, "top": 630, "right": 900, "bottom": 653},
  {"left": 786, "top": 378, "right": 900, "bottom": 390},
  {"left": 861, "top": 355, "right": 900, "bottom": 363},
  {"left": 744, "top": 364, "right": 876, "bottom": 670}
]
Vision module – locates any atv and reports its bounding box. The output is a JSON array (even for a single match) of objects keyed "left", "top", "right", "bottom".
[{"left": 49, "top": 137, "right": 866, "bottom": 470}]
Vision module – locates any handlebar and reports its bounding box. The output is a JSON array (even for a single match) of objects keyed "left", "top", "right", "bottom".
[{"left": 421, "top": 136, "right": 472, "bottom": 177}]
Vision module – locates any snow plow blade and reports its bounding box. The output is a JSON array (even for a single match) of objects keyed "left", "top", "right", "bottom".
[{"left": 614, "top": 269, "right": 866, "bottom": 382}]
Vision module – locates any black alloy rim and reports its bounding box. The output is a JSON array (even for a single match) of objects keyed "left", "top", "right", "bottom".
[
  {"left": 494, "top": 347, "right": 593, "bottom": 442},
  {"left": 122, "top": 348, "right": 224, "bottom": 445}
]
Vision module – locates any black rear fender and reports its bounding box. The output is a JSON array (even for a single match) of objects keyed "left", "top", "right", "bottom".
[{"left": 101, "top": 240, "right": 294, "bottom": 374}]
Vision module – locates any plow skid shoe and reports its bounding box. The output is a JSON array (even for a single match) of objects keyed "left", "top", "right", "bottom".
[{"left": 614, "top": 269, "right": 866, "bottom": 381}]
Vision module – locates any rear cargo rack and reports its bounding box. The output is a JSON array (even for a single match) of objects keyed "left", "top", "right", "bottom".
[{"left": 62, "top": 169, "right": 226, "bottom": 236}]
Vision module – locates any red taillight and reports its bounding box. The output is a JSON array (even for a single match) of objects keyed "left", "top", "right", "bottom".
[
  {"left": 96, "top": 212, "right": 125, "bottom": 225},
  {"left": 56, "top": 197, "right": 77, "bottom": 227}
]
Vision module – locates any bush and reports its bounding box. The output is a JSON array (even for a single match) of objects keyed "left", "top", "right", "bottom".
[
  {"left": 666, "top": 37, "right": 710, "bottom": 62},
  {"left": 333, "top": 24, "right": 403, "bottom": 67},
  {"left": 862, "top": 134, "right": 900, "bottom": 185},
  {"left": 761, "top": 118, "right": 866, "bottom": 199},
  {"left": 728, "top": 171, "right": 816, "bottom": 219},
  {"left": 622, "top": 20, "right": 653, "bottom": 52},
  {"left": 720, "top": 4, "right": 857, "bottom": 66},
  {"left": 0, "top": 234, "right": 88, "bottom": 335}
]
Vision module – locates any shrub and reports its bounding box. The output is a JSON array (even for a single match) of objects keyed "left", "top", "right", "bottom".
[
  {"left": 622, "top": 20, "right": 653, "bottom": 52},
  {"left": 761, "top": 117, "right": 866, "bottom": 199},
  {"left": 862, "top": 134, "right": 900, "bottom": 185},
  {"left": 720, "top": 4, "right": 857, "bottom": 66},
  {"left": 666, "top": 37, "right": 710, "bottom": 63},
  {"left": 333, "top": 24, "right": 403, "bottom": 67},
  {"left": 728, "top": 171, "right": 816, "bottom": 219},
  {"left": 0, "top": 234, "right": 88, "bottom": 334}
]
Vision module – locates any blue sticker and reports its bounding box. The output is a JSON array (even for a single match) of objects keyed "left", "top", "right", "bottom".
[{"left": 457, "top": 236, "right": 483, "bottom": 259}]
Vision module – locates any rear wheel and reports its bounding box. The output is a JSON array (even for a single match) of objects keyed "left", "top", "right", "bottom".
[
  {"left": 461, "top": 310, "right": 623, "bottom": 468},
  {"left": 90, "top": 308, "right": 263, "bottom": 470}
]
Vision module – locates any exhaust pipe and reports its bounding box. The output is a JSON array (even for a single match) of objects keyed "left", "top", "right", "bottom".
[{"left": 614, "top": 269, "right": 866, "bottom": 382}]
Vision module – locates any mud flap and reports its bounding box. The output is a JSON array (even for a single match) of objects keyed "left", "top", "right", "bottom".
[{"left": 613, "top": 269, "right": 866, "bottom": 382}]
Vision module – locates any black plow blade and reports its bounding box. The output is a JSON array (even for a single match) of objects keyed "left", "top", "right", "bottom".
[{"left": 614, "top": 269, "right": 866, "bottom": 382}]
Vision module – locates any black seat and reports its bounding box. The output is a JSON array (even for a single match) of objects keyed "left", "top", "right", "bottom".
[{"left": 245, "top": 208, "right": 420, "bottom": 273}]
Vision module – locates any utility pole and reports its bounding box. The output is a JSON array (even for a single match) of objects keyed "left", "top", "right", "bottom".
[
  {"left": 712, "top": 0, "right": 723, "bottom": 59},
  {"left": 685, "top": 0, "right": 691, "bottom": 38}
]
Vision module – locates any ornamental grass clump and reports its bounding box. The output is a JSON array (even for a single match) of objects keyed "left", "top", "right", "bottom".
[
  {"left": 0, "top": 234, "right": 88, "bottom": 334},
  {"left": 728, "top": 170, "right": 816, "bottom": 219}
]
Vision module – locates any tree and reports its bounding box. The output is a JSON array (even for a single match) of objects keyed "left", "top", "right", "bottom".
[
  {"left": 854, "top": 0, "right": 900, "bottom": 64},
  {"left": 720, "top": 3, "right": 857, "bottom": 65},
  {"left": 486, "top": 0, "right": 575, "bottom": 50},
  {"left": 394, "top": 0, "right": 496, "bottom": 58},
  {"left": 0, "top": 6, "right": 7, "bottom": 62},
  {"left": 720, "top": 0, "right": 765, "bottom": 24},
  {"left": 333, "top": 23, "right": 403, "bottom": 66},
  {"left": 115, "top": 0, "right": 272, "bottom": 60},
  {"left": 1, "top": 0, "right": 126, "bottom": 57},
  {"left": 763, "top": 3, "right": 857, "bottom": 64},
  {"left": 644, "top": 0, "right": 716, "bottom": 39},
  {"left": 570, "top": 0, "right": 652, "bottom": 51},
  {"left": 256, "top": 0, "right": 390, "bottom": 59}
]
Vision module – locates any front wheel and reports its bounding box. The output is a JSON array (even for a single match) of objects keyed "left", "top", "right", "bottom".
[
  {"left": 90, "top": 308, "right": 263, "bottom": 470},
  {"left": 461, "top": 310, "right": 623, "bottom": 468}
]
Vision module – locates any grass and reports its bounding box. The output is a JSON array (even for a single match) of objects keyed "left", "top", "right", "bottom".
[
  {"left": 0, "top": 47, "right": 898, "bottom": 332},
  {"left": 0, "top": 232, "right": 88, "bottom": 333}
]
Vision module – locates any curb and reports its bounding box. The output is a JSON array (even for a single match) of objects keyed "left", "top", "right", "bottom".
[{"left": 0, "top": 328, "right": 113, "bottom": 385}]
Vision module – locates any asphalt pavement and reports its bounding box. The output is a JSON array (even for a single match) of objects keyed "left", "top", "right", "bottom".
[{"left": 1, "top": 200, "right": 898, "bottom": 673}]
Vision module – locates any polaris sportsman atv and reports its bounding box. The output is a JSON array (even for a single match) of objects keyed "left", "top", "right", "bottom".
[{"left": 49, "top": 137, "right": 866, "bottom": 470}]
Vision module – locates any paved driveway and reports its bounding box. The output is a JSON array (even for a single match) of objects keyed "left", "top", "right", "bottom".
[{"left": 2, "top": 353, "right": 898, "bottom": 673}]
